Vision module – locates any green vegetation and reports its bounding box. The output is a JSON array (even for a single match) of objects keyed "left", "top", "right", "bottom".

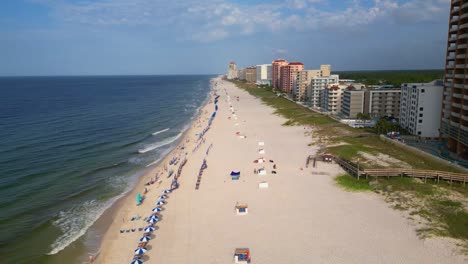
[
  {"left": 378, "top": 177, "right": 435, "bottom": 196},
  {"left": 335, "top": 174, "right": 372, "bottom": 191},
  {"left": 336, "top": 69, "right": 444, "bottom": 87},
  {"left": 231, "top": 80, "right": 336, "bottom": 126}
]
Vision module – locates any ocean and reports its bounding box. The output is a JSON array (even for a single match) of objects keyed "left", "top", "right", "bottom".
[{"left": 0, "top": 75, "right": 214, "bottom": 263}]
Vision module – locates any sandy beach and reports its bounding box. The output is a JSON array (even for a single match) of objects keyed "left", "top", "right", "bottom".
[{"left": 94, "top": 77, "right": 466, "bottom": 264}]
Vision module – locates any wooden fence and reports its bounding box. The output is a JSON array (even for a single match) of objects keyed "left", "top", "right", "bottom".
[{"left": 333, "top": 157, "right": 467, "bottom": 186}]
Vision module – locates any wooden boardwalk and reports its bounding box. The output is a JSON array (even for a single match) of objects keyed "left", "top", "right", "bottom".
[{"left": 333, "top": 156, "right": 467, "bottom": 186}]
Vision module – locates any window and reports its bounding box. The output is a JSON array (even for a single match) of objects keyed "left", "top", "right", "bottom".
[
  {"left": 421, "top": 89, "right": 425, "bottom": 93},
  {"left": 419, "top": 120, "right": 422, "bottom": 123},
  {"left": 419, "top": 114, "right": 423, "bottom": 117},
  {"left": 417, "top": 131, "right": 421, "bottom": 135},
  {"left": 419, "top": 107, "right": 423, "bottom": 111}
]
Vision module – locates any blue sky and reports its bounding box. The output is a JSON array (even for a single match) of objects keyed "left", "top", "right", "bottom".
[{"left": 0, "top": 0, "right": 451, "bottom": 76}]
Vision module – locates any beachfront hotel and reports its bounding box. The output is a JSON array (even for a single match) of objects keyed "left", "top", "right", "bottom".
[
  {"left": 293, "top": 65, "right": 332, "bottom": 102},
  {"left": 245, "top": 67, "right": 257, "bottom": 83},
  {"left": 364, "top": 88, "right": 401, "bottom": 118},
  {"left": 308, "top": 75, "right": 339, "bottom": 108},
  {"left": 294, "top": 69, "right": 322, "bottom": 101},
  {"left": 321, "top": 84, "right": 347, "bottom": 114},
  {"left": 401, "top": 80, "right": 444, "bottom": 138},
  {"left": 441, "top": 0, "right": 468, "bottom": 157},
  {"left": 227, "top": 62, "right": 238, "bottom": 80},
  {"left": 280, "top": 62, "right": 304, "bottom": 94},
  {"left": 271, "top": 59, "right": 288, "bottom": 89},
  {"left": 256, "top": 64, "right": 272, "bottom": 85}
]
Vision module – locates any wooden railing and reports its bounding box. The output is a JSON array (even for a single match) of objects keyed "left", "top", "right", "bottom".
[{"left": 333, "top": 157, "right": 467, "bottom": 186}]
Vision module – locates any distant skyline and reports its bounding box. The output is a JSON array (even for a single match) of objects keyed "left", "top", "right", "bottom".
[{"left": 0, "top": 0, "right": 451, "bottom": 76}]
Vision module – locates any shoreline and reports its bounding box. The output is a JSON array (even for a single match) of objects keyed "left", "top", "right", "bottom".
[{"left": 87, "top": 77, "right": 218, "bottom": 263}]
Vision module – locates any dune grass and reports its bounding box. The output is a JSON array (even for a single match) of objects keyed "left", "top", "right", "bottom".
[{"left": 335, "top": 174, "right": 372, "bottom": 192}]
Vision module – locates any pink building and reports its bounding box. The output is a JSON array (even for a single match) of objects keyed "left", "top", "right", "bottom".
[
  {"left": 271, "top": 59, "right": 288, "bottom": 89},
  {"left": 280, "top": 62, "right": 304, "bottom": 94}
]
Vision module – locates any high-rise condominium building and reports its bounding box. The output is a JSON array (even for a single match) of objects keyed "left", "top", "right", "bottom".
[
  {"left": 309, "top": 75, "right": 339, "bottom": 108},
  {"left": 341, "top": 88, "right": 366, "bottom": 118},
  {"left": 256, "top": 64, "right": 272, "bottom": 85},
  {"left": 401, "top": 81, "right": 443, "bottom": 138},
  {"left": 280, "top": 62, "right": 304, "bottom": 94},
  {"left": 245, "top": 67, "right": 257, "bottom": 83},
  {"left": 364, "top": 89, "right": 401, "bottom": 118},
  {"left": 441, "top": 0, "right": 468, "bottom": 157},
  {"left": 271, "top": 59, "right": 289, "bottom": 89},
  {"left": 294, "top": 70, "right": 321, "bottom": 101},
  {"left": 227, "top": 62, "right": 238, "bottom": 80}
]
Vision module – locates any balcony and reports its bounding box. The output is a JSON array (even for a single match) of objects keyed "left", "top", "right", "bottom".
[
  {"left": 459, "top": 33, "right": 468, "bottom": 40},
  {"left": 462, "top": 115, "right": 468, "bottom": 121},
  {"left": 463, "top": 2, "right": 468, "bottom": 10},
  {"left": 451, "top": 120, "right": 460, "bottom": 127},
  {"left": 453, "top": 0, "right": 460, "bottom": 4},
  {"left": 456, "top": 54, "right": 467, "bottom": 59},
  {"left": 454, "top": 83, "right": 464, "bottom": 88},
  {"left": 447, "top": 64, "right": 455, "bottom": 69},
  {"left": 461, "top": 125, "right": 468, "bottom": 131},
  {"left": 451, "top": 17, "right": 459, "bottom": 23},
  {"left": 464, "top": 104, "right": 468, "bottom": 110},
  {"left": 448, "top": 45, "right": 457, "bottom": 51},
  {"left": 453, "top": 102, "right": 462, "bottom": 108},
  {"left": 459, "top": 44, "right": 468, "bottom": 49},
  {"left": 452, "top": 112, "right": 461, "bottom": 118},
  {"left": 454, "top": 74, "right": 465, "bottom": 78},
  {"left": 456, "top": 64, "right": 466, "bottom": 69}
]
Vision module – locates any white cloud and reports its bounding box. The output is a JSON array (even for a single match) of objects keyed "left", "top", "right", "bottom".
[{"left": 38, "top": 0, "right": 450, "bottom": 42}]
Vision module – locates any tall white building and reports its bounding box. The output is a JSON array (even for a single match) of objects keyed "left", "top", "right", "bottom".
[
  {"left": 293, "top": 70, "right": 321, "bottom": 101},
  {"left": 308, "top": 75, "right": 339, "bottom": 108},
  {"left": 227, "top": 62, "right": 238, "bottom": 80},
  {"left": 256, "top": 64, "right": 272, "bottom": 85},
  {"left": 321, "top": 84, "right": 347, "bottom": 113},
  {"left": 400, "top": 80, "right": 443, "bottom": 138}
]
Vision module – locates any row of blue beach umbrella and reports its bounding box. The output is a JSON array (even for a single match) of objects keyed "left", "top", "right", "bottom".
[{"left": 130, "top": 190, "right": 170, "bottom": 263}]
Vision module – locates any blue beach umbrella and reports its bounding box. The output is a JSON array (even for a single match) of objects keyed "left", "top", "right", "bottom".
[
  {"left": 156, "top": 201, "right": 165, "bottom": 206},
  {"left": 139, "top": 236, "right": 151, "bottom": 242},
  {"left": 159, "top": 195, "right": 167, "bottom": 199},
  {"left": 163, "top": 189, "right": 171, "bottom": 194},
  {"left": 130, "top": 259, "right": 143, "bottom": 264},
  {"left": 144, "top": 226, "right": 155, "bottom": 232},
  {"left": 147, "top": 218, "right": 158, "bottom": 224},
  {"left": 152, "top": 207, "right": 162, "bottom": 213},
  {"left": 134, "top": 247, "right": 147, "bottom": 255},
  {"left": 149, "top": 215, "right": 159, "bottom": 220}
]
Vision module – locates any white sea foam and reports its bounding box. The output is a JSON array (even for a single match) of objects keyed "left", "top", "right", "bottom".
[
  {"left": 48, "top": 197, "right": 119, "bottom": 255},
  {"left": 152, "top": 128, "right": 169, "bottom": 136},
  {"left": 137, "top": 132, "right": 182, "bottom": 154},
  {"left": 47, "top": 172, "right": 142, "bottom": 255}
]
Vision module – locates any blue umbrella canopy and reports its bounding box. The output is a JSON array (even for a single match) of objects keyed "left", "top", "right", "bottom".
[
  {"left": 130, "top": 259, "right": 143, "bottom": 264},
  {"left": 147, "top": 218, "right": 158, "bottom": 224},
  {"left": 163, "top": 189, "right": 171, "bottom": 194},
  {"left": 139, "top": 236, "right": 151, "bottom": 242},
  {"left": 152, "top": 207, "right": 162, "bottom": 213},
  {"left": 144, "top": 226, "right": 155, "bottom": 232},
  {"left": 149, "top": 215, "right": 159, "bottom": 220},
  {"left": 159, "top": 195, "right": 167, "bottom": 199},
  {"left": 156, "top": 201, "right": 165, "bottom": 206},
  {"left": 134, "top": 247, "right": 147, "bottom": 255}
]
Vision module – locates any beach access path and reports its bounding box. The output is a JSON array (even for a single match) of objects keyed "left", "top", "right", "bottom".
[{"left": 96, "top": 77, "right": 466, "bottom": 264}]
